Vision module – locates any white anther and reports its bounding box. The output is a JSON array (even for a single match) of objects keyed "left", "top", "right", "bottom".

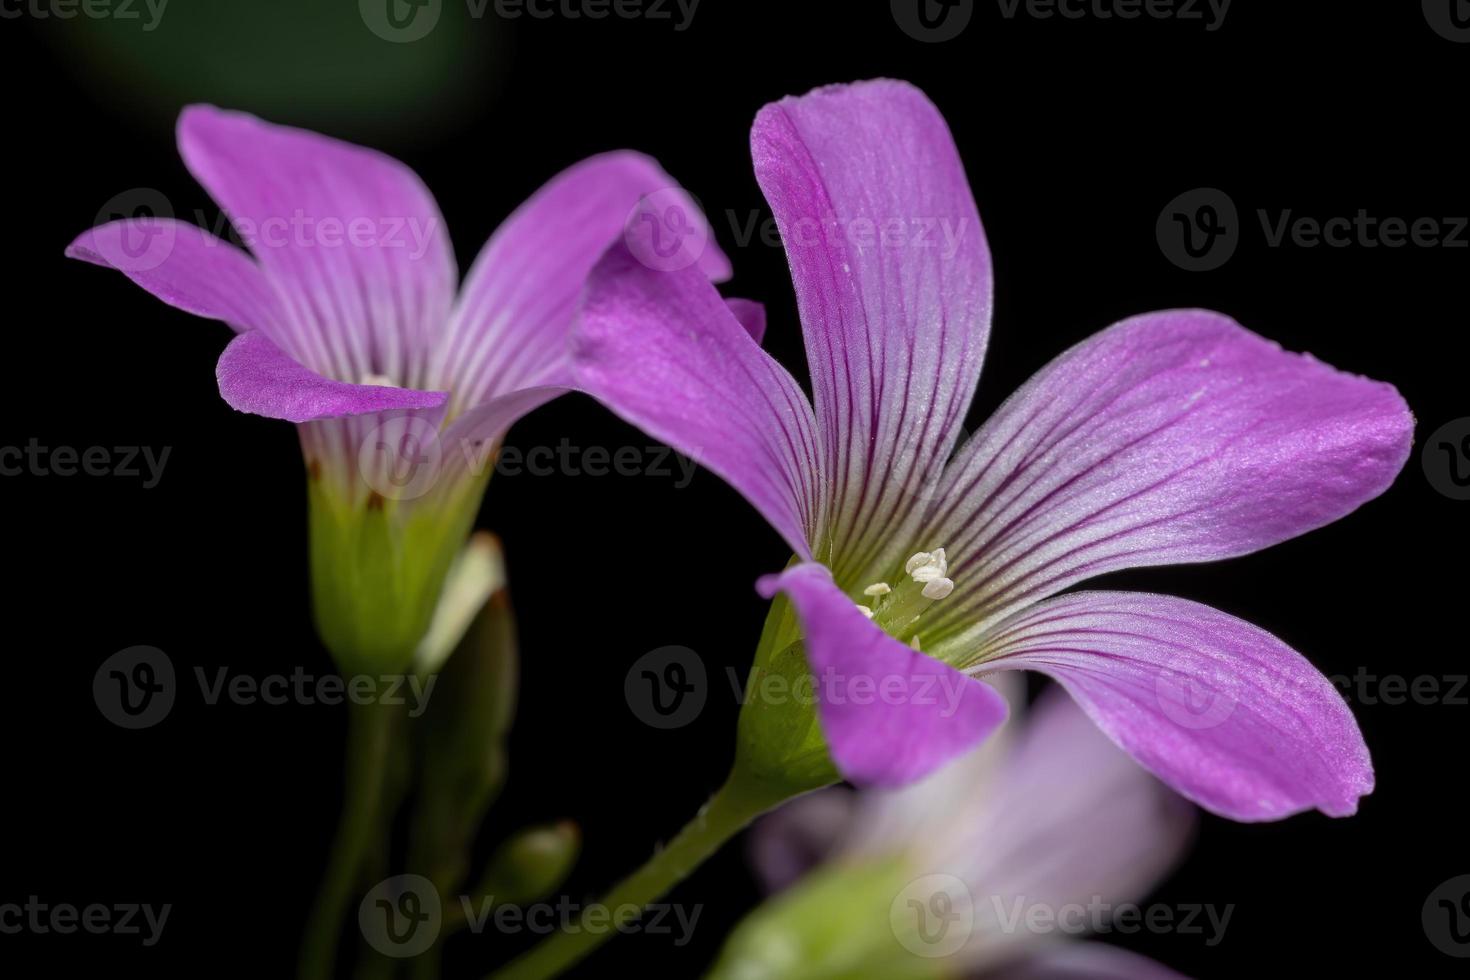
[
  {"left": 909, "top": 635, "right": 923, "bottom": 652},
  {"left": 921, "top": 577, "right": 955, "bottom": 600},
  {"left": 863, "top": 583, "right": 891, "bottom": 596},
  {"left": 360, "top": 373, "right": 395, "bottom": 387},
  {"left": 907, "top": 547, "right": 949, "bottom": 584},
  {"left": 856, "top": 604, "right": 875, "bottom": 619}
]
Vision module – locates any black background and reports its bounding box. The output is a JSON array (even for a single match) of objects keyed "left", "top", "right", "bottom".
[{"left": 3, "top": 1, "right": 1466, "bottom": 976}]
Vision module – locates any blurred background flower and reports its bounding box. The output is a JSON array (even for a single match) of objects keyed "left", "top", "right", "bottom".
[{"left": 716, "top": 680, "right": 1197, "bottom": 979}]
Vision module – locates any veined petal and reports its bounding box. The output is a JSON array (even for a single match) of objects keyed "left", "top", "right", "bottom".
[
  {"left": 217, "top": 330, "right": 446, "bottom": 423},
  {"left": 66, "top": 219, "right": 288, "bottom": 340},
  {"left": 924, "top": 310, "right": 1412, "bottom": 636},
  {"left": 975, "top": 591, "right": 1373, "bottom": 821},
  {"left": 757, "top": 562, "right": 1007, "bottom": 787},
  {"left": 433, "top": 151, "right": 730, "bottom": 417},
  {"left": 178, "top": 105, "right": 456, "bottom": 388},
  {"left": 435, "top": 296, "right": 759, "bottom": 470},
  {"left": 752, "top": 79, "right": 992, "bottom": 585},
  {"left": 574, "top": 243, "right": 823, "bottom": 560}
]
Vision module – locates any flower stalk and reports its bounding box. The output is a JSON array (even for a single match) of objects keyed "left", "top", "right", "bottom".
[
  {"left": 298, "top": 699, "right": 397, "bottom": 980},
  {"left": 489, "top": 588, "right": 838, "bottom": 979},
  {"left": 488, "top": 767, "right": 791, "bottom": 980}
]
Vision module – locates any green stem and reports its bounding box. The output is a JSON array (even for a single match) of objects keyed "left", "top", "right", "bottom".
[
  {"left": 487, "top": 768, "right": 788, "bottom": 980},
  {"left": 353, "top": 721, "right": 414, "bottom": 980},
  {"left": 299, "top": 700, "right": 395, "bottom": 980}
]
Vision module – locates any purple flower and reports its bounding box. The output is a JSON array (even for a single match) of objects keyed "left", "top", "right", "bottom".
[
  {"left": 67, "top": 106, "right": 729, "bottom": 670},
  {"left": 571, "top": 79, "right": 1413, "bottom": 819},
  {"left": 722, "top": 683, "right": 1195, "bottom": 978}
]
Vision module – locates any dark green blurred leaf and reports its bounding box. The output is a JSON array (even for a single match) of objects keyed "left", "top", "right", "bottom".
[{"left": 50, "top": 0, "right": 502, "bottom": 142}]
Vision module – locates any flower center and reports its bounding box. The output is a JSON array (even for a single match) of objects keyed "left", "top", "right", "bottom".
[{"left": 855, "top": 547, "right": 956, "bottom": 651}]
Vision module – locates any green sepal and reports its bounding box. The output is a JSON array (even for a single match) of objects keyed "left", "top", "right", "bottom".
[
  {"left": 307, "top": 468, "right": 488, "bottom": 675},
  {"left": 732, "top": 586, "right": 840, "bottom": 798}
]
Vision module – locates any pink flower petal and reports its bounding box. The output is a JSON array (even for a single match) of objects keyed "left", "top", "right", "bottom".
[
  {"left": 178, "top": 104, "right": 457, "bottom": 387},
  {"left": 216, "top": 330, "right": 446, "bottom": 423},
  {"left": 66, "top": 219, "right": 287, "bottom": 341},
  {"left": 434, "top": 151, "right": 731, "bottom": 415},
  {"left": 977, "top": 591, "right": 1373, "bottom": 820},
  {"left": 574, "top": 243, "right": 824, "bottom": 560},
  {"left": 752, "top": 79, "right": 992, "bottom": 583},
  {"left": 924, "top": 309, "right": 1413, "bottom": 633}
]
